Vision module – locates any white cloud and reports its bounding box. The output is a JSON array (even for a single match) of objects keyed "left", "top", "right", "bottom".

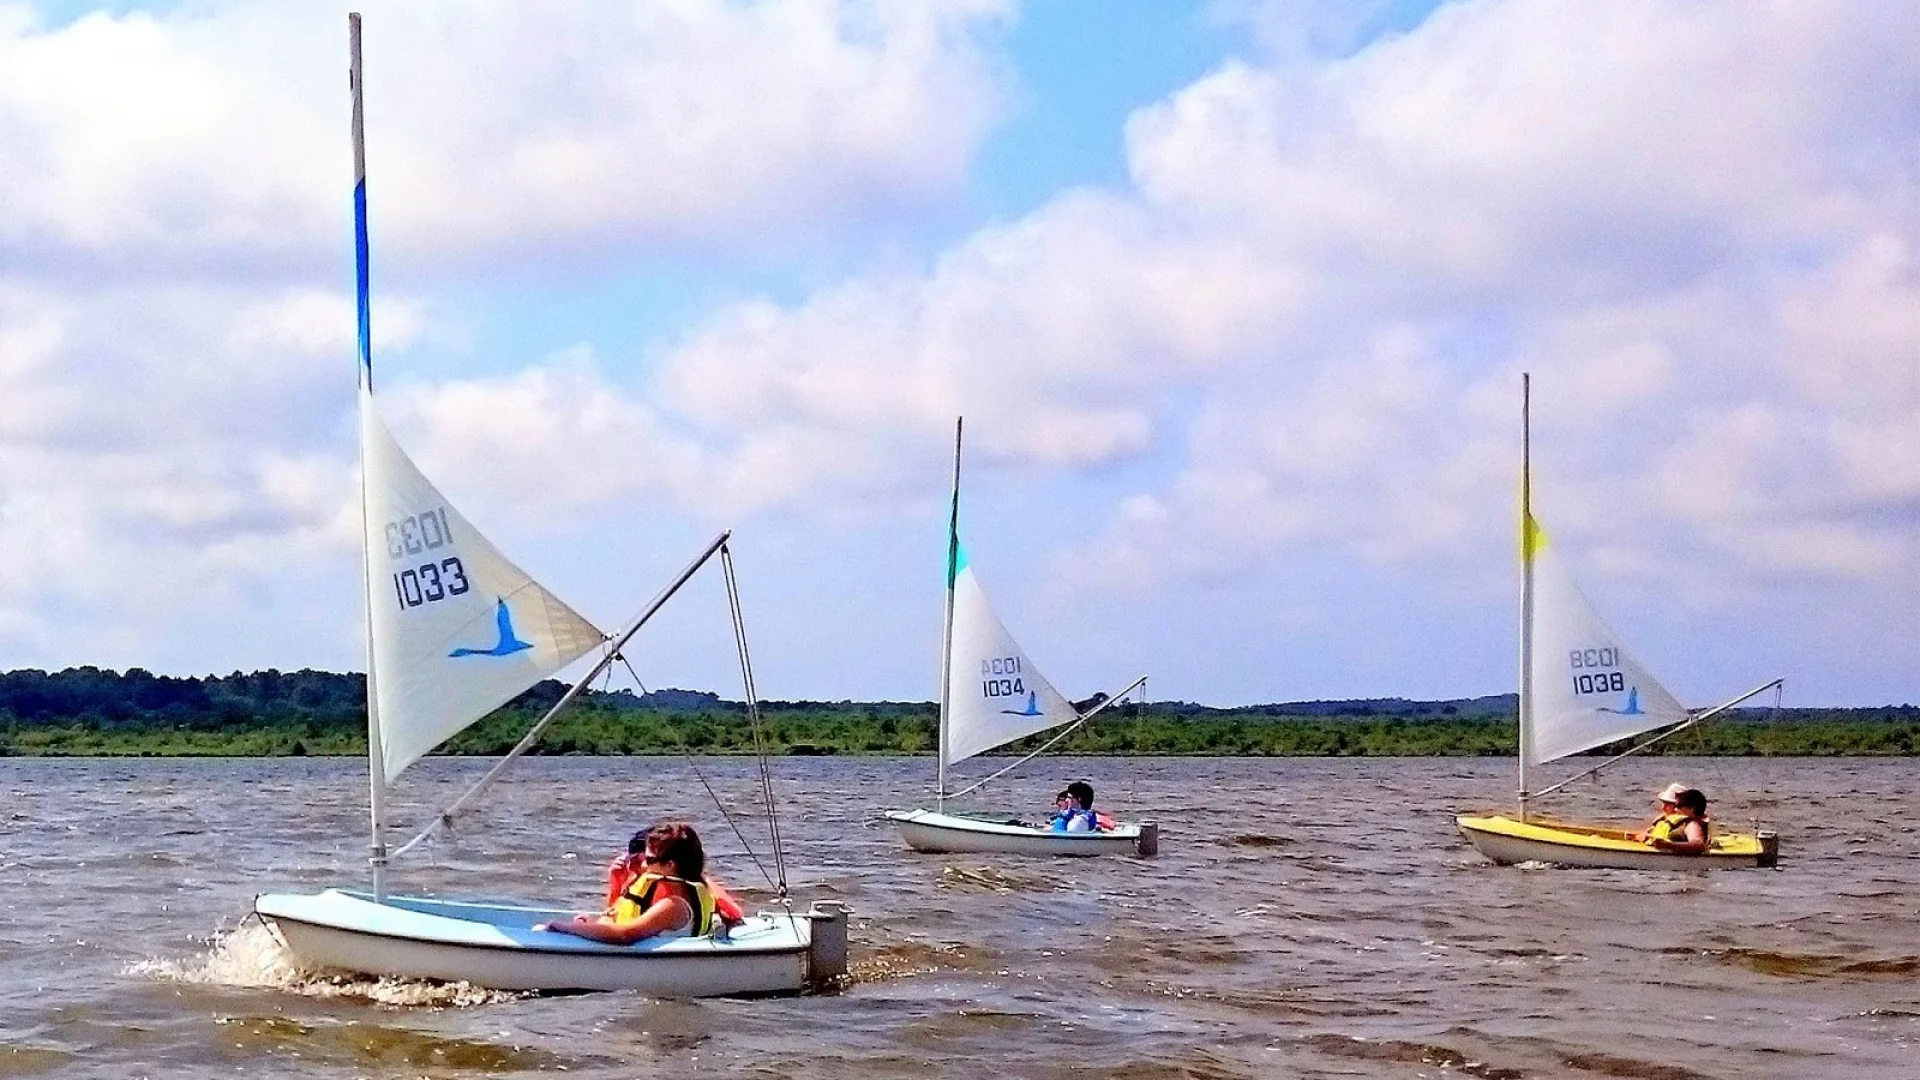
[
  {"left": 0, "top": 0, "right": 1015, "bottom": 671},
  {"left": 605, "top": 0, "right": 1918, "bottom": 700},
  {"left": 0, "top": 0, "right": 1912, "bottom": 703},
  {"left": 380, "top": 348, "right": 706, "bottom": 525},
  {"left": 0, "top": 279, "right": 391, "bottom": 669},
  {"left": 0, "top": 0, "right": 1014, "bottom": 279}
]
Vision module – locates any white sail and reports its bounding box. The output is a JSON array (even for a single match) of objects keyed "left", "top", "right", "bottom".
[
  {"left": 361, "top": 393, "right": 604, "bottom": 783},
  {"left": 1524, "top": 518, "right": 1689, "bottom": 770},
  {"left": 943, "top": 547, "right": 1079, "bottom": 766}
]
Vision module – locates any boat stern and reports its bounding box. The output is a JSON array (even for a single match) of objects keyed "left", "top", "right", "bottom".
[
  {"left": 804, "top": 900, "right": 848, "bottom": 989},
  {"left": 1136, "top": 820, "right": 1160, "bottom": 857}
]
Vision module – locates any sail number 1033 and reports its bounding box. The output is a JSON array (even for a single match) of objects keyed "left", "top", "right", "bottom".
[
  {"left": 385, "top": 508, "right": 469, "bottom": 611},
  {"left": 386, "top": 508, "right": 454, "bottom": 559}
]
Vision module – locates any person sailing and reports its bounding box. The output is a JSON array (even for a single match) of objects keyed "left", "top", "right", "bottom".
[
  {"left": 1634, "top": 783, "right": 1712, "bottom": 855},
  {"left": 1050, "top": 780, "right": 1105, "bottom": 832},
  {"left": 1632, "top": 782, "right": 1689, "bottom": 840},
  {"left": 537, "top": 822, "right": 741, "bottom": 943}
]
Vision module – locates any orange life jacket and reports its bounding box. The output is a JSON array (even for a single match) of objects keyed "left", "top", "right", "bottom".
[{"left": 606, "top": 861, "right": 745, "bottom": 924}]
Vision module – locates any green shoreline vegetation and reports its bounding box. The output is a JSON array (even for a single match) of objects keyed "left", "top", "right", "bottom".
[{"left": 0, "top": 667, "right": 1913, "bottom": 758}]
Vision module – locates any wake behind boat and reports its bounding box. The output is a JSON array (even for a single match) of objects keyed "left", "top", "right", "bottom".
[
  {"left": 1455, "top": 375, "right": 1781, "bottom": 871},
  {"left": 883, "top": 419, "right": 1157, "bottom": 858},
  {"left": 253, "top": 16, "right": 847, "bottom": 997}
]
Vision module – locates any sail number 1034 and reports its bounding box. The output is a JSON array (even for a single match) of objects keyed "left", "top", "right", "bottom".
[
  {"left": 981, "top": 656, "right": 1026, "bottom": 698},
  {"left": 385, "top": 508, "right": 469, "bottom": 611}
]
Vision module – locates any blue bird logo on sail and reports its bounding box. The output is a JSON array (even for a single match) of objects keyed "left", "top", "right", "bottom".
[
  {"left": 999, "top": 691, "right": 1043, "bottom": 717},
  {"left": 1598, "top": 686, "right": 1645, "bottom": 716},
  {"left": 449, "top": 599, "right": 534, "bottom": 658}
]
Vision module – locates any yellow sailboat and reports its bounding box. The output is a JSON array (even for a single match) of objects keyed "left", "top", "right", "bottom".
[{"left": 1456, "top": 374, "right": 1782, "bottom": 870}]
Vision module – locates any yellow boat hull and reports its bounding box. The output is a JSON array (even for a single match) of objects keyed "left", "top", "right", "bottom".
[{"left": 1456, "top": 814, "right": 1779, "bottom": 870}]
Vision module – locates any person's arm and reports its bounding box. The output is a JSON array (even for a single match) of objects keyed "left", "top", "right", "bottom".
[
  {"left": 1630, "top": 813, "right": 1663, "bottom": 842},
  {"left": 537, "top": 895, "right": 692, "bottom": 944},
  {"left": 603, "top": 854, "right": 640, "bottom": 910}
]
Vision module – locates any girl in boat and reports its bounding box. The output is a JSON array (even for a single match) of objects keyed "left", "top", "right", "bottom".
[
  {"left": 1633, "top": 785, "right": 1712, "bottom": 855},
  {"left": 538, "top": 822, "right": 742, "bottom": 943},
  {"left": 1631, "top": 783, "right": 1690, "bottom": 841},
  {"left": 1645, "top": 789, "right": 1712, "bottom": 854}
]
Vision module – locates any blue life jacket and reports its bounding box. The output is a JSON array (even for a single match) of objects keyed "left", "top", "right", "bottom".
[{"left": 1050, "top": 807, "right": 1098, "bottom": 832}]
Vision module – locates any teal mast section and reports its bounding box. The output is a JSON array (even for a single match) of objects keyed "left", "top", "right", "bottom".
[{"left": 937, "top": 417, "right": 962, "bottom": 812}]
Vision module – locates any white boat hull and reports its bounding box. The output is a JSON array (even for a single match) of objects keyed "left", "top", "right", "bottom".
[
  {"left": 1456, "top": 814, "right": 1779, "bottom": 870},
  {"left": 884, "top": 809, "right": 1158, "bottom": 857},
  {"left": 254, "top": 889, "right": 846, "bottom": 996}
]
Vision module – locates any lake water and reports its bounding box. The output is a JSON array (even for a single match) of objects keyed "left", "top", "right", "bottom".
[{"left": 2, "top": 755, "right": 1916, "bottom": 1079}]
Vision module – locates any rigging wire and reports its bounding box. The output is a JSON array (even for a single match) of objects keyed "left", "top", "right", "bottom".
[
  {"left": 721, "top": 543, "right": 789, "bottom": 901},
  {"left": 388, "top": 532, "right": 733, "bottom": 860},
  {"left": 1751, "top": 679, "right": 1786, "bottom": 832},
  {"left": 1122, "top": 677, "right": 1147, "bottom": 809},
  {"left": 613, "top": 650, "right": 778, "bottom": 892}
]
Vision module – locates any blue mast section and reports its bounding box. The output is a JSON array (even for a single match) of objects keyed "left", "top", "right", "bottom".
[
  {"left": 355, "top": 176, "right": 372, "bottom": 391},
  {"left": 353, "top": 38, "right": 373, "bottom": 394}
]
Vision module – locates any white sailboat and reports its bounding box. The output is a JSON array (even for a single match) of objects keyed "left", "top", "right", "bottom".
[
  {"left": 252, "top": 15, "right": 847, "bottom": 995},
  {"left": 1455, "top": 374, "right": 1782, "bottom": 870},
  {"left": 883, "top": 420, "right": 1158, "bottom": 857}
]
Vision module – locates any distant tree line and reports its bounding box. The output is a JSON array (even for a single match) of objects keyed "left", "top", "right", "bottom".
[{"left": 0, "top": 666, "right": 1913, "bottom": 757}]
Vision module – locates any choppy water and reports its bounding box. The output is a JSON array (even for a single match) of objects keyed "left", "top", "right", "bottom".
[{"left": 2, "top": 755, "right": 1917, "bottom": 1079}]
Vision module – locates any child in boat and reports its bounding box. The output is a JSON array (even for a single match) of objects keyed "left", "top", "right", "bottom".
[
  {"left": 1639, "top": 787, "right": 1711, "bottom": 854},
  {"left": 1631, "top": 782, "right": 1689, "bottom": 841},
  {"left": 1051, "top": 781, "right": 1102, "bottom": 832},
  {"left": 605, "top": 826, "right": 748, "bottom": 925},
  {"left": 537, "top": 822, "right": 742, "bottom": 943}
]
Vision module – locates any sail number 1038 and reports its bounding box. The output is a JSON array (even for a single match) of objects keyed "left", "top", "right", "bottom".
[{"left": 1567, "top": 647, "right": 1624, "bottom": 696}]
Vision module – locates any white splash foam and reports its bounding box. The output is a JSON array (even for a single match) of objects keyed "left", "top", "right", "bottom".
[{"left": 130, "top": 919, "right": 524, "bottom": 1007}]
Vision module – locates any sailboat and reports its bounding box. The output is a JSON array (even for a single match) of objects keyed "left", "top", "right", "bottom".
[
  {"left": 1455, "top": 374, "right": 1782, "bottom": 870},
  {"left": 882, "top": 419, "right": 1159, "bottom": 857},
  {"left": 251, "top": 15, "right": 848, "bottom": 996}
]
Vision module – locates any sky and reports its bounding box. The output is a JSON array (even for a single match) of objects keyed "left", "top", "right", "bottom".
[{"left": 0, "top": 0, "right": 1914, "bottom": 707}]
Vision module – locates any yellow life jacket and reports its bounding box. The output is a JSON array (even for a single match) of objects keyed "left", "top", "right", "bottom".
[
  {"left": 1647, "top": 812, "right": 1707, "bottom": 846},
  {"left": 612, "top": 871, "right": 715, "bottom": 936}
]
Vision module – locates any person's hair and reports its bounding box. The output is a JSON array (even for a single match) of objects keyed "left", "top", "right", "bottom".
[
  {"left": 1676, "top": 789, "right": 1707, "bottom": 816},
  {"left": 644, "top": 821, "right": 706, "bottom": 880},
  {"left": 1066, "top": 780, "right": 1095, "bottom": 810},
  {"left": 627, "top": 830, "right": 650, "bottom": 856}
]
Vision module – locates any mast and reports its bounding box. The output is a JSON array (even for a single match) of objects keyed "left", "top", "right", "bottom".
[
  {"left": 936, "top": 417, "right": 962, "bottom": 812},
  {"left": 1517, "top": 372, "right": 1534, "bottom": 821},
  {"left": 349, "top": 12, "right": 389, "bottom": 899}
]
